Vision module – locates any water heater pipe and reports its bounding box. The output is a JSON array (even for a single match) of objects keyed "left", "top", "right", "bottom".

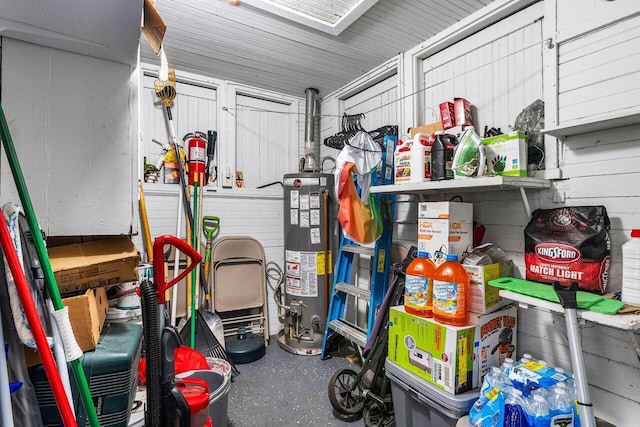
[
  {"left": 323, "top": 190, "right": 330, "bottom": 317},
  {"left": 303, "top": 88, "right": 320, "bottom": 172}
]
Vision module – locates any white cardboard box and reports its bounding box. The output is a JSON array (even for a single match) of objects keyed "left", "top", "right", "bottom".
[
  {"left": 472, "top": 305, "right": 518, "bottom": 384},
  {"left": 417, "top": 202, "right": 473, "bottom": 264},
  {"left": 464, "top": 260, "right": 513, "bottom": 314}
]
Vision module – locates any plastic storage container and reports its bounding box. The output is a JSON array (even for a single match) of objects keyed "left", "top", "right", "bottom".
[
  {"left": 451, "top": 126, "right": 485, "bottom": 179},
  {"left": 405, "top": 251, "right": 436, "bottom": 317},
  {"left": 431, "top": 132, "right": 456, "bottom": 181},
  {"left": 385, "top": 358, "right": 478, "bottom": 427},
  {"left": 622, "top": 229, "right": 640, "bottom": 305},
  {"left": 410, "top": 133, "right": 431, "bottom": 182},
  {"left": 394, "top": 138, "right": 412, "bottom": 184},
  {"left": 177, "top": 369, "right": 231, "bottom": 427}
]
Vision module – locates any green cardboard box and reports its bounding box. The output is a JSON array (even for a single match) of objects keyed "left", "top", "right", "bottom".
[
  {"left": 388, "top": 306, "right": 477, "bottom": 395},
  {"left": 482, "top": 131, "right": 528, "bottom": 176}
]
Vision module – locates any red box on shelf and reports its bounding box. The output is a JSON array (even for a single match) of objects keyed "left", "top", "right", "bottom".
[
  {"left": 454, "top": 98, "right": 473, "bottom": 127},
  {"left": 439, "top": 102, "right": 456, "bottom": 129}
]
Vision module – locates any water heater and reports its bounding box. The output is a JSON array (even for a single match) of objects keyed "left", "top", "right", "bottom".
[{"left": 279, "top": 172, "right": 337, "bottom": 354}]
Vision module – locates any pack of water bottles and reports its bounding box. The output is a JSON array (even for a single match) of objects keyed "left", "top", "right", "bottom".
[{"left": 469, "top": 354, "right": 580, "bottom": 427}]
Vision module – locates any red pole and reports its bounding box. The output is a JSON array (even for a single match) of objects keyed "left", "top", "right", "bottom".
[{"left": 0, "top": 214, "right": 77, "bottom": 426}]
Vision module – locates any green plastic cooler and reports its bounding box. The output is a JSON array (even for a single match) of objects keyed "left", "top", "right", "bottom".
[{"left": 29, "top": 322, "right": 143, "bottom": 427}]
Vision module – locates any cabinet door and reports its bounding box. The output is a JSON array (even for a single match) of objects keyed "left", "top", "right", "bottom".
[{"left": 545, "top": 0, "right": 640, "bottom": 136}]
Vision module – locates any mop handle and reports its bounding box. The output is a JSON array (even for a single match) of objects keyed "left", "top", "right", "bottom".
[
  {"left": 0, "top": 104, "right": 97, "bottom": 426},
  {"left": 0, "top": 215, "right": 77, "bottom": 427},
  {"left": 153, "top": 235, "right": 202, "bottom": 304},
  {"left": 0, "top": 310, "right": 15, "bottom": 427}
]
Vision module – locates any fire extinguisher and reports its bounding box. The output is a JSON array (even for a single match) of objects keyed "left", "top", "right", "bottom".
[{"left": 184, "top": 132, "right": 207, "bottom": 185}]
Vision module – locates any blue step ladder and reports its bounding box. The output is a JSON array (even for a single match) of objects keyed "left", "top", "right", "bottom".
[{"left": 321, "top": 133, "right": 396, "bottom": 359}]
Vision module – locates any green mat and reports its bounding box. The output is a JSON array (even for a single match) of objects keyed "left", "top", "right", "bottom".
[{"left": 488, "top": 277, "right": 625, "bottom": 315}]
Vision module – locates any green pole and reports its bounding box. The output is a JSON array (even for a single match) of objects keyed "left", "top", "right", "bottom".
[
  {"left": 0, "top": 104, "right": 100, "bottom": 427},
  {"left": 190, "top": 176, "right": 199, "bottom": 348}
]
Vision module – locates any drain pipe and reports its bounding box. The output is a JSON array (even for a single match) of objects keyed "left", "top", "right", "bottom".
[{"left": 302, "top": 88, "right": 319, "bottom": 172}]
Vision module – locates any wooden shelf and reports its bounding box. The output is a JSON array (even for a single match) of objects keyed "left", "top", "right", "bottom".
[
  {"left": 370, "top": 176, "right": 551, "bottom": 196},
  {"left": 499, "top": 290, "right": 640, "bottom": 331},
  {"left": 542, "top": 110, "right": 640, "bottom": 139}
]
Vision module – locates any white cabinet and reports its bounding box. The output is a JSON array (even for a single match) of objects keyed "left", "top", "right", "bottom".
[{"left": 543, "top": 0, "right": 640, "bottom": 138}]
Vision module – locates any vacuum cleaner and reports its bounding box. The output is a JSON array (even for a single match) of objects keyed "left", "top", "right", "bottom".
[{"left": 140, "top": 235, "right": 206, "bottom": 427}]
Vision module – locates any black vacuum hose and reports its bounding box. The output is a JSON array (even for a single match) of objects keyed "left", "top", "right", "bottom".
[{"left": 141, "top": 278, "right": 161, "bottom": 427}]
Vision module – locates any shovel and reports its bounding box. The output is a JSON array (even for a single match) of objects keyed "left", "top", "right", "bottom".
[{"left": 202, "top": 216, "right": 220, "bottom": 285}]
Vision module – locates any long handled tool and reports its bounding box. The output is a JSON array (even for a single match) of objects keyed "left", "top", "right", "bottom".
[
  {"left": 139, "top": 180, "right": 154, "bottom": 262},
  {"left": 0, "top": 309, "right": 15, "bottom": 427},
  {"left": 553, "top": 281, "right": 596, "bottom": 427},
  {"left": 190, "top": 173, "right": 201, "bottom": 348},
  {"left": 0, "top": 211, "right": 77, "bottom": 427},
  {"left": 154, "top": 71, "right": 211, "bottom": 300},
  {"left": 0, "top": 104, "right": 97, "bottom": 426},
  {"left": 202, "top": 216, "right": 220, "bottom": 284}
]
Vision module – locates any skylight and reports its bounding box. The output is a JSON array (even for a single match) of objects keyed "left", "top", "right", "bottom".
[{"left": 240, "top": 0, "right": 380, "bottom": 35}]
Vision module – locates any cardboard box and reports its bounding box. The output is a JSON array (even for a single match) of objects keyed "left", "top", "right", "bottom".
[
  {"left": 417, "top": 202, "right": 473, "bottom": 264},
  {"left": 439, "top": 102, "right": 456, "bottom": 129},
  {"left": 409, "top": 122, "right": 444, "bottom": 139},
  {"left": 24, "top": 287, "right": 109, "bottom": 366},
  {"left": 388, "top": 306, "right": 477, "bottom": 395},
  {"left": 464, "top": 260, "right": 513, "bottom": 314},
  {"left": 482, "top": 131, "right": 528, "bottom": 177},
  {"left": 48, "top": 236, "right": 140, "bottom": 295},
  {"left": 472, "top": 305, "right": 517, "bottom": 384},
  {"left": 454, "top": 98, "right": 473, "bottom": 127}
]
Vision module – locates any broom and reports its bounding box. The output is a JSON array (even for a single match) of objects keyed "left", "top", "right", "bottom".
[{"left": 155, "top": 68, "right": 239, "bottom": 375}]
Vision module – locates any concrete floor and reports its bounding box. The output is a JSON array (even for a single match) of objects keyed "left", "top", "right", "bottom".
[{"left": 226, "top": 337, "right": 366, "bottom": 427}]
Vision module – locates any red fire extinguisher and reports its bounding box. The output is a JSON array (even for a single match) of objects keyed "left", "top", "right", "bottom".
[{"left": 185, "top": 132, "right": 207, "bottom": 185}]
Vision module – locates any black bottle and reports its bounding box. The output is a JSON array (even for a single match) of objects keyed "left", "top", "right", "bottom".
[{"left": 431, "top": 132, "right": 457, "bottom": 181}]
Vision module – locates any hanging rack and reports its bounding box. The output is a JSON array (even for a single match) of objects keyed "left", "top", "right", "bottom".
[{"left": 323, "top": 113, "right": 366, "bottom": 150}]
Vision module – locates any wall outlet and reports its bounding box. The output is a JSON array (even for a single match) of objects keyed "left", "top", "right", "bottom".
[{"left": 222, "top": 167, "right": 233, "bottom": 188}]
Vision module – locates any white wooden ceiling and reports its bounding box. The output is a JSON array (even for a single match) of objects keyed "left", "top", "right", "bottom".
[
  {"left": 0, "top": 0, "right": 495, "bottom": 99},
  {"left": 141, "top": 0, "right": 494, "bottom": 98}
]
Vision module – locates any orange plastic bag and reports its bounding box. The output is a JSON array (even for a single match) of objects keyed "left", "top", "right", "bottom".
[{"left": 334, "top": 131, "right": 383, "bottom": 245}]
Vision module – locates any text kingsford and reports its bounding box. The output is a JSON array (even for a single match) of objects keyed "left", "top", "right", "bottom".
[{"left": 535, "top": 244, "right": 580, "bottom": 263}]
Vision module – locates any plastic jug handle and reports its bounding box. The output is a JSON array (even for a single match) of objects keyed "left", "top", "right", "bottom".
[{"left": 153, "top": 235, "right": 203, "bottom": 302}]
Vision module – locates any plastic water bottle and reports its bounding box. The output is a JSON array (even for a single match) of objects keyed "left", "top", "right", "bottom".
[
  {"left": 549, "top": 387, "right": 575, "bottom": 426},
  {"left": 503, "top": 387, "right": 528, "bottom": 427},
  {"left": 481, "top": 366, "right": 512, "bottom": 396},
  {"left": 405, "top": 251, "right": 436, "bottom": 317},
  {"left": 529, "top": 394, "right": 551, "bottom": 427},
  {"left": 622, "top": 229, "right": 640, "bottom": 305},
  {"left": 432, "top": 254, "right": 470, "bottom": 326},
  {"left": 500, "top": 357, "right": 515, "bottom": 374}
]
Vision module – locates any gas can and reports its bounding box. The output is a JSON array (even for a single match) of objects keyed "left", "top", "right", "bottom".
[{"left": 622, "top": 229, "right": 640, "bottom": 305}]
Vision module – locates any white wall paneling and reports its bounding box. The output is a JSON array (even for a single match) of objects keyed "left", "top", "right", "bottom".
[
  {"left": 316, "top": 2, "right": 640, "bottom": 424},
  {"left": 420, "top": 3, "right": 543, "bottom": 140},
  {"left": 140, "top": 185, "right": 285, "bottom": 335},
  {"left": 0, "top": 38, "right": 137, "bottom": 236}
]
